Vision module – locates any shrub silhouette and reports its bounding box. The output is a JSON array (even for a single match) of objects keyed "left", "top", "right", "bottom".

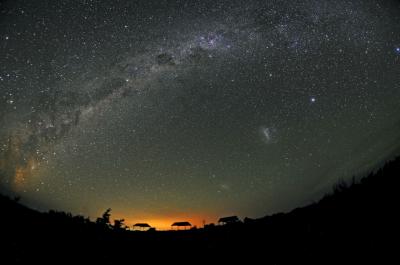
[
  {"left": 113, "top": 219, "right": 126, "bottom": 230},
  {"left": 96, "top": 208, "right": 112, "bottom": 229}
]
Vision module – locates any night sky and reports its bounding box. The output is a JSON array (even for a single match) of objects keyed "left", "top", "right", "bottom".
[{"left": 1, "top": 0, "right": 400, "bottom": 229}]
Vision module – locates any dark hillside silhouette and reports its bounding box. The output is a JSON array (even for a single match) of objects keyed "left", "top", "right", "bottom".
[{"left": 1, "top": 157, "right": 399, "bottom": 264}]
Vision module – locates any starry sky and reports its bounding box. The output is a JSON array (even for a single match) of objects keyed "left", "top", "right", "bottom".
[{"left": 1, "top": 0, "right": 400, "bottom": 229}]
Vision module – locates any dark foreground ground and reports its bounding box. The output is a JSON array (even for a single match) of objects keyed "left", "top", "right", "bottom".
[{"left": 1, "top": 157, "right": 399, "bottom": 264}]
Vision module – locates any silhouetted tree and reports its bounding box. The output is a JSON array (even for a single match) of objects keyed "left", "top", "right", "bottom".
[
  {"left": 113, "top": 219, "right": 126, "bottom": 230},
  {"left": 96, "top": 208, "right": 112, "bottom": 228}
]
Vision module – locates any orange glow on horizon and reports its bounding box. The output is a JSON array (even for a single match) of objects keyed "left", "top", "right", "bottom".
[{"left": 111, "top": 211, "right": 216, "bottom": 231}]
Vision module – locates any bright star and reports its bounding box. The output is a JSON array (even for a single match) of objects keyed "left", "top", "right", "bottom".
[{"left": 310, "top": 97, "right": 316, "bottom": 103}]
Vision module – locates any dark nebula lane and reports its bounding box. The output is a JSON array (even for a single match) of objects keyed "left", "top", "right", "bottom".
[{"left": 1, "top": 0, "right": 400, "bottom": 229}]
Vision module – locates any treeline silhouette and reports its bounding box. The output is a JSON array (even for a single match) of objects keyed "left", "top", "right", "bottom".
[{"left": 1, "top": 157, "right": 399, "bottom": 264}]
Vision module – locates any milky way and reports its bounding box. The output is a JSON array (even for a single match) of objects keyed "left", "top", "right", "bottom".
[{"left": 1, "top": 0, "right": 400, "bottom": 229}]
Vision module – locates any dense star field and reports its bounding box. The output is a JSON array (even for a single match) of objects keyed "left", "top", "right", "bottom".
[{"left": 1, "top": 0, "right": 399, "bottom": 229}]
